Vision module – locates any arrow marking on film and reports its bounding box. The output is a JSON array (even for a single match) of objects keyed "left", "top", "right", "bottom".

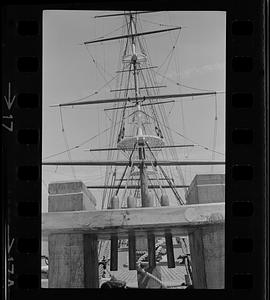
[{"left": 4, "top": 82, "right": 16, "bottom": 110}]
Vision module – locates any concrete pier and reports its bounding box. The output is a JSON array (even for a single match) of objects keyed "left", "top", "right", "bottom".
[
  {"left": 186, "top": 174, "right": 225, "bottom": 288},
  {"left": 47, "top": 180, "right": 98, "bottom": 288}
]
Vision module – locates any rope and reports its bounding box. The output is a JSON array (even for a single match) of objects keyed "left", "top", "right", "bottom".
[
  {"left": 153, "top": 69, "right": 216, "bottom": 92},
  {"left": 148, "top": 69, "right": 187, "bottom": 189},
  {"left": 137, "top": 31, "right": 188, "bottom": 192},
  {"left": 43, "top": 109, "right": 138, "bottom": 161},
  {"left": 170, "top": 26, "right": 189, "bottom": 180},
  {"left": 115, "top": 142, "right": 137, "bottom": 195},
  {"left": 145, "top": 141, "right": 184, "bottom": 205},
  {"left": 43, "top": 125, "right": 112, "bottom": 160},
  {"left": 90, "top": 23, "right": 126, "bottom": 44},
  {"left": 140, "top": 18, "right": 176, "bottom": 28},
  {"left": 211, "top": 93, "right": 218, "bottom": 172},
  {"left": 141, "top": 110, "right": 225, "bottom": 157},
  {"left": 84, "top": 44, "right": 114, "bottom": 83},
  {"left": 54, "top": 73, "right": 119, "bottom": 106},
  {"left": 101, "top": 22, "right": 131, "bottom": 209},
  {"left": 59, "top": 107, "right": 76, "bottom": 179},
  {"left": 148, "top": 177, "right": 161, "bottom": 206},
  {"left": 159, "top": 28, "right": 181, "bottom": 80}
]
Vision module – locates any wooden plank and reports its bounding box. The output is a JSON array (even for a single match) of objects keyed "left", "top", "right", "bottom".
[
  {"left": 110, "top": 234, "right": 118, "bottom": 271},
  {"left": 83, "top": 234, "right": 99, "bottom": 288},
  {"left": 165, "top": 231, "right": 175, "bottom": 268},
  {"left": 147, "top": 232, "right": 156, "bottom": 268},
  {"left": 110, "top": 195, "right": 119, "bottom": 271},
  {"left": 127, "top": 195, "right": 137, "bottom": 270},
  {"left": 128, "top": 231, "right": 136, "bottom": 270},
  {"left": 42, "top": 203, "right": 225, "bottom": 240}
]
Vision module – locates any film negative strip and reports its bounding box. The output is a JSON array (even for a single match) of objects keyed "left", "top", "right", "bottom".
[{"left": 2, "top": 1, "right": 268, "bottom": 299}]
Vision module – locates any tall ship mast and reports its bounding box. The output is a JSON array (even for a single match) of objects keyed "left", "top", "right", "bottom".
[{"left": 42, "top": 10, "right": 225, "bottom": 288}]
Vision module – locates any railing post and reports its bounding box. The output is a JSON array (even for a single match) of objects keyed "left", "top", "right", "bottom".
[
  {"left": 186, "top": 174, "right": 225, "bottom": 288},
  {"left": 47, "top": 180, "right": 98, "bottom": 288}
]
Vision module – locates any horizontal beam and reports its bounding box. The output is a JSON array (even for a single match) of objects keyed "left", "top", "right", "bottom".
[
  {"left": 116, "top": 66, "right": 158, "bottom": 73},
  {"left": 86, "top": 185, "right": 189, "bottom": 189},
  {"left": 103, "top": 100, "right": 175, "bottom": 111},
  {"left": 110, "top": 85, "right": 166, "bottom": 92},
  {"left": 83, "top": 26, "right": 181, "bottom": 45},
  {"left": 51, "top": 92, "right": 216, "bottom": 107},
  {"left": 42, "top": 202, "right": 225, "bottom": 240},
  {"left": 42, "top": 160, "right": 225, "bottom": 166},
  {"left": 94, "top": 11, "right": 159, "bottom": 18}
]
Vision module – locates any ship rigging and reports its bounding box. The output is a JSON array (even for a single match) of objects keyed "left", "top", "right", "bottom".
[
  {"left": 44, "top": 10, "right": 224, "bottom": 207},
  {"left": 42, "top": 10, "right": 225, "bottom": 288}
]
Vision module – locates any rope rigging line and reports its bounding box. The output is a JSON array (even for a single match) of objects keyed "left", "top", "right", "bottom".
[
  {"left": 84, "top": 44, "right": 115, "bottom": 84},
  {"left": 140, "top": 17, "right": 178, "bottom": 28},
  {"left": 153, "top": 69, "right": 217, "bottom": 92},
  {"left": 120, "top": 163, "right": 134, "bottom": 207},
  {"left": 59, "top": 107, "right": 76, "bottom": 179},
  {"left": 211, "top": 93, "right": 218, "bottom": 172},
  {"left": 148, "top": 177, "right": 161, "bottom": 206},
  {"left": 170, "top": 25, "right": 188, "bottom": 172},
  {"left": 146, "top": 156, "right": 164, "bottom": 205},
  {"left": 145, "top": 141, "right": 184, "bottom": 205},
  {"left": 158, "top": 27, "right": 181, "bottom": 79},
  {"left": 164, "top": 15, "right": 186, "bottom": 164},
  {"left": 139, "top": 17, "right": 214, "bottom": 95},
  {"left": 104, "top": 169, "right": 117, "bottom": 210},
  {"left": 159, "top": 165, "right": 185, "bottom": 205},
  {"left": 138, "top": 68, "right": 162, "bottom": 129},
  {"left": 137, "top": 25, "right": 188, "bottom": 191},
  {"left": 88, "top": 23, "right": 127, "bottom": 44},
  {"left": 101, "top": 23, "right": 128, "bottom": 209},
  {"left": 115, "top": 142, "right": 137, "bottom": 195},
  {"left": 138, "top": 29, "right": 211, "bottom": 190},
  {"left": 158, "top": 48, "right": 175, "bottom": 71},
  {"left": 149, "top": 66, "right": 188, "bottom": 188},
  {"left": 56, "top": 73, "right": 119, "bottom": 106},
  {"left": 165, "top": 12, "right": 178, "bottom": 47},
  {"left": 43, "top": 113, "right": 134, "bottom": 161},
  {"left": 136, "top": 29, "right": 174, "bottom": 124},
  {"left": 118, "top": 63, "right": 132, "bottom": 133},
  {"left": 142, "top": 26, "right": 221, "bottom": 185},
  {"left": 57, "top": 22, "right": 122, "bottom": 108},
  {"left": 139, "top": 109, "right": 225, "bottom": 157}
]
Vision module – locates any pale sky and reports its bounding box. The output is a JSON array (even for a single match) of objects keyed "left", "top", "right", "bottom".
[{"left": 42, "top": 10, "right": 226, "bottom": 212}]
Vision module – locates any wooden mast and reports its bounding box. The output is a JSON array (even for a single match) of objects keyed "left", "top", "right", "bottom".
[{"left": 128, "top": 13, "right": 149, "bottom": 207}]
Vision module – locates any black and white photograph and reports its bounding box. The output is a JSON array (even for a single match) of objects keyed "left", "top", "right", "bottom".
[{"left": 41, "top": 10, "right": 226, "bottom": 289}]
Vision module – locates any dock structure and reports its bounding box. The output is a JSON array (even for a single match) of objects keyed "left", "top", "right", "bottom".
[
  {"left": 47, "top": 180, "right": 98, "bottom": 288},
  {"left": 186, "top": 174, "right": 225, "bottom": 288},
  {"left": 43, "top": 174, "right": 225, "bottom": 288}
]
